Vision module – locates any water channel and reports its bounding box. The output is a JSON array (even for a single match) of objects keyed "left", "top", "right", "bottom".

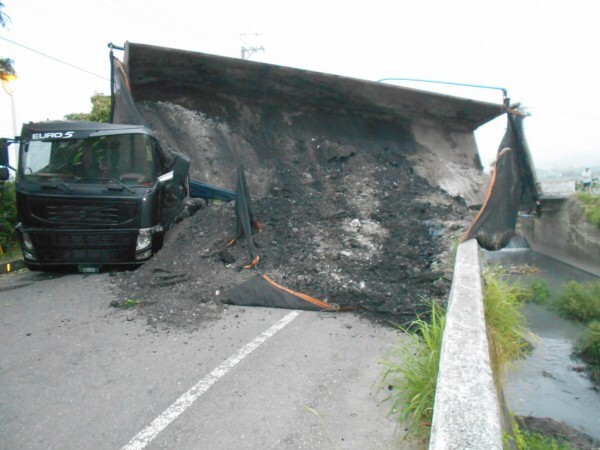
[{"left": 482, "top": 246, "right": 600, "bottom": 440}]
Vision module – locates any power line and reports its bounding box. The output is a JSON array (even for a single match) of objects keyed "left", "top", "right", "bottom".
[{"left": 0, "top": 35, "right": 109, "bottom": 81}]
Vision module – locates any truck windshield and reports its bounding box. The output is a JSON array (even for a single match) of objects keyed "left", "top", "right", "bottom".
[{"left": 20, "top": 133, "right": 160, "bottom": 185}]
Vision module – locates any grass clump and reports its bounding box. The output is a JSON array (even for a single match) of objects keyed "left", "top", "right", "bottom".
[
  {"left": 576, "top": 320, "right": 600, "bottom": 366},
  {"left": 555, "top": 280, "right": 600, "bottom": 323},
  {"left": 527, "top": 279, "right": 552, "bottom": 304},
  {"left": 381, "top": 268, "right": 531, "bottom": 440},
  {"left": 482, "top": 267, "right": 530, "bottom": 378},
  {"left": 577, "top": 192, "right": 600, "bottom": 228},
  {"left": 381, "top": 301, "right": 445, "bottom": 437},
  {"left": 122, "top": 298, "right": 141, "bottom": 308},
  {"left": 510, "top": 421, "right": 575, "bottom": 450}
]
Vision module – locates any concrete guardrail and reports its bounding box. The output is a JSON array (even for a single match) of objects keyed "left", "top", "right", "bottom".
[{"left": 429, "top": 239, "right": 503, "bottom": 450}]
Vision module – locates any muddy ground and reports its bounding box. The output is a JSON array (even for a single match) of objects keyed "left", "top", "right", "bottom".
[{"left": 112, "top": 106, "right": 471, "bottom": 329}]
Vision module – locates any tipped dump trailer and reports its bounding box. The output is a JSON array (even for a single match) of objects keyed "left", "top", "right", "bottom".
[
  {"left": 106, "top": 43, "right": 541, "bottom": 312},
  {"left": 120, "top": 42, "right": 504, "bottom": 206},
  {"left": 0, "top": 42, "right": 515, "bottom": 274}
]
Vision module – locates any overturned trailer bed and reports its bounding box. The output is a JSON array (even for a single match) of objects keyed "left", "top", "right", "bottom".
[
  {"left": 113, "top": 42, "right": 530, "bottom": 315},
  {"left": 120, "top": 42, "right": 504, "bottom": 207}
]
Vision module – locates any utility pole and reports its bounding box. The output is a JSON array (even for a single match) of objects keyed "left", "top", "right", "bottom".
[
  {"left": 1, "top": 73, "right": 17, "bottom": 137},
  {"left": 240, "top": 33, "right": 264, "bottom": 60}
]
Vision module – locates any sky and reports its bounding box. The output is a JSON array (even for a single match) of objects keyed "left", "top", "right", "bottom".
[{"left": 1, "top": 0, "right": 599, "bottom": 171}]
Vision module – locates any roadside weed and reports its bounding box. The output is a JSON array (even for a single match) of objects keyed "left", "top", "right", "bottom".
[
  {"left": 508, "top": 419, "right": 575, "bottom": 450},
  {"left": 483, "top": 267, "right": 530, "bottom": 380},
  {"left": 381, "top": 301, "right": 445, "bottom": 437},
  {"left": 122, "top": 298, "right": 141, "bottom": 308}
]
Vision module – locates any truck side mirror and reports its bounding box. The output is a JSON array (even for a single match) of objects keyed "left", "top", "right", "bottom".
[
  {"left": 171, "top": 152, "right": 190, "bottom": 180},
  {"left": 0, "top": 167, "right": 8, "bottom": 181},
  {"left": 0, "top": 139, "right": 9, "bottom": 167}
]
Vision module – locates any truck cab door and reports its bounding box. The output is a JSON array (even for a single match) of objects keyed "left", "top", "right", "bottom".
[{"left": 158, "top": 153, "right": 190, "bottom": 229}]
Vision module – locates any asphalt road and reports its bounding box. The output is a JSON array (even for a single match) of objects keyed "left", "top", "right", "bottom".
[{"left": 0, "top": 269, "right": 415, "bottom": 449}]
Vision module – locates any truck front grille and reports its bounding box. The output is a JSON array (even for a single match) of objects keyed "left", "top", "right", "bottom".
[
  {"left": 31, "top": 230, "right": 137, "bottom": 263},
  {"left": 28, "top": 198, "right": 138, "bottom": 226}
]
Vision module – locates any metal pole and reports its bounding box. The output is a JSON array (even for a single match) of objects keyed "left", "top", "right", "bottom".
[{"left": 9, "top": 92, "right": 17, "bottom": 137}]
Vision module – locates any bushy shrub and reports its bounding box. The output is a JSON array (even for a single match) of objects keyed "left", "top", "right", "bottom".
[
  {"left": 577, "top": 320, "right": 600, "bottom": 366},
  {"left": 555, "top": 280, "right": 600, "bottom": 322},
  {"left": 577, "top": 192, "right": 600, "bottom": 228},
  {"left": 527, "top": 279, "right": 552, "bottom": 304},
  {"left": 0, "top": 180, "right": 17, "bottom": 253}
]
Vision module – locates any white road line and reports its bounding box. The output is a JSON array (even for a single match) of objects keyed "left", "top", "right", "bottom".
[{"left": 121, "top": 310, "right": 301, "bottom": 450}]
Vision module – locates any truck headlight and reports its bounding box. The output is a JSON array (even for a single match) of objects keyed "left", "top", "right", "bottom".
[
  {"left": 136, "top": 249, "right": 153, "bottom": 260},
  {"left": 136, "top": 228, "right": 153, "bottom": 251},
  {"left": 22, "top": 232, "right": 34, "bottom": 251}
]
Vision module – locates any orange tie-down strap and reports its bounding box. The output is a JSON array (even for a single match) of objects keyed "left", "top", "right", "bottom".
[
  {"left": 225, "top": 221, "right": 263, "bottom": 269},
  {"left": 462, "top": 147, "right": 511, "bottom": 242},
  {"left": 261, "top": 274, "right": 363, "bottom": 312},
  {"left": 225, "top": 221, "right": 263, "bottom": 249}
]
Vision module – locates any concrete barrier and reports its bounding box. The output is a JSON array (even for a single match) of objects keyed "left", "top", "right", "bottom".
[
  {"left": 520, "top": 196, "right": 600, "bottom": 277},
  {"left": 429, "top": 239, "right": 503, "bottom": 450}
]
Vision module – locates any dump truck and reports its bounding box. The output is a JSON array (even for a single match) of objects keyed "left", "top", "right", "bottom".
[
  {"left": 0, "top": 40, "right": 536, "bottom": 276},
  {"left": 0, "top": 121, "right": 191, "bottom": 271}
]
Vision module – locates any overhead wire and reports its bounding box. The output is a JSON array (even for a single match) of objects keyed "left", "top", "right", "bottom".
[
  {"left": 0, "top": 35, "right": 109, "bottom": 81},
  {"left": 377, "top": 77, "right": 508, "bottom": 105}
]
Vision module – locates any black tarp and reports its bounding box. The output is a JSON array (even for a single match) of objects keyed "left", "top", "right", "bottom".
[
  {"left": 224, "top": 275, "right": 344, "bottom": 311},
  {"left": 109, "top": 51, "right": 148, "bottom": 127},
  {"left": 109, "top": 49, "right": 236, "bottom": 202},
  {"left": 463, "top": 113, "right": 540, "bottom": 250}
]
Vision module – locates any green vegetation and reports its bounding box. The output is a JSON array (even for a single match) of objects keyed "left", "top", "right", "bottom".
[
  {"left": 576, "top": 320, "right": 600, "bottom": 366},
  {"left": 552, "top": 280, "right": 600, "bottom": 378},
  {"left": 482, "top": 267, "right": 530, "bottom": 380},
  {"left": 577, "top": 192, "right": 600, "bottom": 229},
  {"left": 381, "top": 302, "right": 445, "bottom": 437},
  {"left": 510, "top": 421, "right": 575, "bottom": 450},
  {"left": 1, "top": 2, "right": 15, "bottom": 81},
  {"left": 381, "top": 268, "right": 532, "bottom": 442},
  {"left": 0, "top": 180, "right": 18, "bottom": 256},
  {"left": 122, "top": 298, "right": 141, "bottom": 308},
  {"left": 527, "top": 279, "right": 552, "bottom": 304},
  {"left": 555, "top": 280, "right": 600, "bottom": 323},
  {"left": 65, "top": 93, "right": 111, "bottom": 123}
]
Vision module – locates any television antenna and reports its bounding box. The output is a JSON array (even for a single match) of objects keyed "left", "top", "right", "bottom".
[{"left": 240, "top": 33, "right": 265, "bottom": 60}]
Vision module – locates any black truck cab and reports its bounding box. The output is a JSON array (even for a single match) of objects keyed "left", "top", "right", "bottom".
[{"left": 1, "top": 121, "right": 189, "bottom": 271}]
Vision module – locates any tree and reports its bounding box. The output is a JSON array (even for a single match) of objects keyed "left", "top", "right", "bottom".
[
  {"left": 0, "top": 1, "right": 10, "bottom": 28},
  {"left": 65, "top": 92, "right": 111, "bottom": 122},
  {"left": 0, "top": 1, "right": 15, "bottom": 81}
]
